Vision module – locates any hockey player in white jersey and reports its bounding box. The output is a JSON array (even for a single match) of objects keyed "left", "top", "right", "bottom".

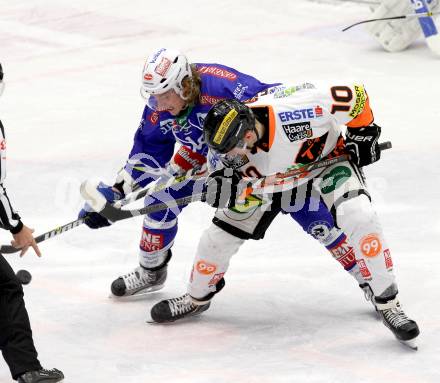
[{"left": 150, "top": 83, "right": 420, "bottom": 347}]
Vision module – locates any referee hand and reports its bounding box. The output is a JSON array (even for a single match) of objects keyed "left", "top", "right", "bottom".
[{"left": 11, "top": 225, "right": 42, "bottom": 257}]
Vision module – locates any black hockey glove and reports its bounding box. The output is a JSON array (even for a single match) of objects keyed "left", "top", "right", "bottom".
[
  {"left": 201, "top": 168, "right": 242, "bottom": 208},
  {"left": 345, "top": 123, "right": 381, "bottom": 167}
]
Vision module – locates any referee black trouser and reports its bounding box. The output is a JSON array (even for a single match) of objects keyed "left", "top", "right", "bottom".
[{"left": 0, "top": 254, "right": 41, "bottom": 380}]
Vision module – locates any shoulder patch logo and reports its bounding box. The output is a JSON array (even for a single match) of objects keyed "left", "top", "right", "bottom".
[{"left": 349, "top": 85, "right": 367, "bottom": 118}]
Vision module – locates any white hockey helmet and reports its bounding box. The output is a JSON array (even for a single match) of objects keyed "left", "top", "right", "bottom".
[
  {"left": 140, "top": 48, "right": 192, "bottom": 100},
  {"left": 0, "top": 63, "right": 4, "bottom": 97}
]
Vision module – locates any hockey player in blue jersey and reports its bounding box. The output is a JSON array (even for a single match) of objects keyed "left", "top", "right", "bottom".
[{"left": 79, "top": 48, "right": 374, "bottom": 305}]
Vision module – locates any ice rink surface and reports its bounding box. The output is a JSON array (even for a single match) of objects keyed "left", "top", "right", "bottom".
[{"left": 1, "top": 0, "right": 439, "bottom": 382}]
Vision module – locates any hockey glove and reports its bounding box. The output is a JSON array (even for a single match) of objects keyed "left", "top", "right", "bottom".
[
  {"left": 172, "top": 145, "right": 207, "bottom": 176},
  {"left": 79, "top": 182, "right": 123, "bottom": 229},
  {"left": 345, "top": 123, "right": 381, "bottom": 167},
  {"left": 202, "top": 168, "right": 242, "bottom": 208}
]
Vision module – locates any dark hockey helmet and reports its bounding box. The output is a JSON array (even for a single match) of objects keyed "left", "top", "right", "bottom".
[{"left": 204, "top": 99, "right": 255, "bottom": 154}]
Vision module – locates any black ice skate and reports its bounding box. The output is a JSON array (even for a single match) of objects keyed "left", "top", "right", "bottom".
[
  {"left": 111, "top": 264, "right": 167, "bottom": 297},
  {"left": 150, "top": 293, "right": 211, "bottom": 323},
  {"left": 18, "top": 368, "right": 64, "bottom": 383},
  {"left": 376, "top": 297, "right": 420, "bottom": 350}
]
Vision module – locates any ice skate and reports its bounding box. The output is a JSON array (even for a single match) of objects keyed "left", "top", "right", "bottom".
[
  {"left": 150, "top": 293, "right": 211, "bottom": 323},
  {"left": 18, "top": 368, "right": 64, "bottom": 383},
  {"left": 111, "top": 264, "right": 167, "bottom": 297},
  {"left": 376, "top": 297, "right": 420, "bottom": 350}
]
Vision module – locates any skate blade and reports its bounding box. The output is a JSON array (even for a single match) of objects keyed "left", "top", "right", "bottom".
[
  {"left": 398, "top": 338, "right": 418, "bottom": 351},
  {"left": 108, "top": 284, "right": 165, "bottom": 300}
]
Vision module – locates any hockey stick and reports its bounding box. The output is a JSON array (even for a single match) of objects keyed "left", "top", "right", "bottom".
[
  {"left": 86, "top": 142, "right": 392, "bottom": 223},
  {"left": 342, "top": 11, "right": 440, "bottom": 31},
  {"left": 0, "top": 172, "right": 203, "bottom": 254}
]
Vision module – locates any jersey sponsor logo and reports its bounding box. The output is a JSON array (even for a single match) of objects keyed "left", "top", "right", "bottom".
[
  {"left": 243, "top": 87, "right": 278, "bottom": 104},
  {"left": 273, "top": 83, "right": 316, "bottom": 99},
  {"left": 314, "top": 105, "right": 323, "bottom": 117},
  {"left": 200, "top": 94, "right": 225, "bottom": 105},
  {"left": 360, "top": 233, "right": 382, "bottom": 258},
  {"left": 226, "top": 154, "right": 249, "bottom": 170},
  {"left": 281, "top": 121, "right": 312, "bottom": 142},
  {"left": 197, "top": 65, "right": 237, "bottom": 81},
  {"left": 149, "top": 111, "right": 159, "bottom": 124},
  {"left": 349, "top": 85, "right": 367, "bottom": 119},
  {"left": 155, "top": 57, "right": 171, "bottom": 77},
  {"left": 196, "top": 260, "right": 217, "bottom": 275},
  {"left": 320, "top": 166, "right": 352, "bottom": 194},
  {"left": 159, "top": 119, "right": 174, "bottom": 134},
  {"left": 233, "top": 82, "right": 249, "bottom": 99},
  {"left": 144, "top": 73, "right": 153, "bottom": 81},
  {"left": 278, "top": 106, "right": 322, "bottom": 122},
  {"left": 174, "top": 146, "right": 206, "bottom": 170},
  {"left": 295, "top": 134, "right": 328, "bottom": 164},
  {"left": 357, "top": 259, "right": 372, "bottom": 280},
  {"left": 329, "top": 236, "right": 356, "bottom": 270},
  {"left": 213, "top": 109, "right": 238, "bottom": 145},
  {"left": 140, "top": 229, "right": 164, "bottom": 252},
  {"left": 383, "top": 248, "right": 393, "bottom": 270}
]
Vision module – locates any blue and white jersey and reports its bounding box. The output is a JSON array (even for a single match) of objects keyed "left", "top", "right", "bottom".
[{"left": 124, "top": 63, "right": 280, "bottom": 188}]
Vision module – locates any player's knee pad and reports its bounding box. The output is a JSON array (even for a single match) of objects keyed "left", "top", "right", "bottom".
[
  {"left": 336, "top": 194, "right": 377, "bottom": 236},
  {"left": 197, "top": 224, "right": 244, "bottom": 263}
]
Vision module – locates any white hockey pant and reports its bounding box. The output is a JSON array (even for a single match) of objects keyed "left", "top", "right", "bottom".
[{"left": 335, "top": 194, "right": 396, "bottom": 298}]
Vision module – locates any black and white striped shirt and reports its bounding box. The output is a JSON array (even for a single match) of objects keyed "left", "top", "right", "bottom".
[{"left": 0, "top": 120, "right": 23, "bottom": 234}]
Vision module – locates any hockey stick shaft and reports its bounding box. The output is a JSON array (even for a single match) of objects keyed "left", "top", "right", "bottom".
[
  {"left": 342, "top": 11, "right": 440, "bottom": 31},
  {"left": 97, "top": 142, "right": 392, "bottom": 223},
  {"left": 0, "top": 172, "right": 202, "bottom": 254}
]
